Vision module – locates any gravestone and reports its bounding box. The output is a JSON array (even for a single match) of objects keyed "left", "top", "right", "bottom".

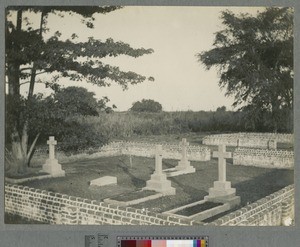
[
  {"left": 205, "top": 144, "right": 240, "bottom": 206},
  {"left": 42, "top": 136, "right": 65, "bottom": 177},
  {"left": 174, "top": 138, "right": 195, "bottom": 173},
  {"left": 143, "top": 145, "right": 175, "bottom": 195},
  {"left": 90, "top": 176, "right": 117, "bottom": 187}
]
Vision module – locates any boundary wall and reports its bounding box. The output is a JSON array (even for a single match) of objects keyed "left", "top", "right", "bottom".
[
  {"left": 33, "top": 141, "right": 211, "bottom": 163},
  {"left": 207, "top": 185, "right": 294, "bottom": 226},
  {"left": 203, "top": 133, "right": 293, "bottom": 148},
  {"left": 5, "top": 184, "right": 200, "bottom": 225},
  {"left": 103, "top": 141, "right": 211, "bottom": 161},
  {"left": 6, "top": 183, "right": 294, "bottom": 226},
  {"left": 233, "top": 148, "right": 294, "bottom": 169}
]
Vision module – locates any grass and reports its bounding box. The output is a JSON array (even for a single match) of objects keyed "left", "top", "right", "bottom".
[
  {"left": 19, "top": 154, "right": 294, "bottom": 214},
  {"left": 6, "top": 168, "right": 48, "bottom": 179}
]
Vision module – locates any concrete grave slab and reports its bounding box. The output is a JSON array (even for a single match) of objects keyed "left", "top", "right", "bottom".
[{"left": 90, "top": 176, "right": 117, "bottom": 187}]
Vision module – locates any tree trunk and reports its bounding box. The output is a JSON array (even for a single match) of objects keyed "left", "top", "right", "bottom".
[
  {"left": 8, "top": 127, "right": 27, "bottom": 174},
  {"left": 6, "top": 10, "right": 45, "bottom": 174}
]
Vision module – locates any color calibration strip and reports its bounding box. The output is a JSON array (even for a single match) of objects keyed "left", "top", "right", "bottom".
[{"left": 118, "top": 237, "right": 208, "bottom": 247}]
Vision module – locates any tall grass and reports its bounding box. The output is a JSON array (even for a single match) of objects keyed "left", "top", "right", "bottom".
[{"left": 77, "top": 110, "right": 246, "bottom": 140}]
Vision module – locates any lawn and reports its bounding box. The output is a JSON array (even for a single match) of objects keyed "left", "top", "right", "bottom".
[{"left": 19, "top": 154, "right": 294, "bottom": 214}]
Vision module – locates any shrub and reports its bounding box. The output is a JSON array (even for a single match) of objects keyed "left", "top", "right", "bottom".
[{"left": 130, "top": 99, "right": 162, "bottom": 113}]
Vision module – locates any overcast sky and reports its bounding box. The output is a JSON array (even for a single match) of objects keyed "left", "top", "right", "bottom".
[{"left": 18, "top": 6, "right": 266, "bottom": 111}]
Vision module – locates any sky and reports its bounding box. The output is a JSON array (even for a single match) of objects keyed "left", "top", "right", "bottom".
[{"left": 16, "top": 6, "right": 266, "bottom": 111}]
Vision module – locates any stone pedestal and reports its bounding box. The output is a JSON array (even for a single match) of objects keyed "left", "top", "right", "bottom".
[
  {"left": 175, "top": 160, "right": 196, "bottom": 173},
  {"left": 144, "top": 172, "right": 176, "bottom": 195},
  {"left": 42, "top": 158, "right": 65, "bottom": 177},
  {"left": 143, "top": 145, "right": 175, "bottom": 195},
  {"left": 205, "top": 181, "right": 240, "bottom": 206}
]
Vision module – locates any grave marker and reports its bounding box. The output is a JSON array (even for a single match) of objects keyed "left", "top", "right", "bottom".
[
  {"left": 90, "top": 176, "right": 117, "bottom": 187},
  {"left": 205, "top": 144, "right": 240, "bottom": 206},
  {"left": 41, "top": 136, "right": 65, "bottom": 177},
  {"left": 174, "top": 138, "right": 195, "bottom": 173},
  {"left": 143, "top": 145, "right": 175, "bottom": 195},
  {"left": 213, "top": 144, "right": 232, "bottom": 182}
]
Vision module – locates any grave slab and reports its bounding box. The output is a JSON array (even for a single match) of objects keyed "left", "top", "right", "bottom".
[
  {"left": 163, "top": 199, "right": 231, "bottom": 222},
  {"left": 104, "top": 191, "right": 164, "bottom": 206},
  {"left": 90, "top": 176, "right": 117, "bottom": 187}
]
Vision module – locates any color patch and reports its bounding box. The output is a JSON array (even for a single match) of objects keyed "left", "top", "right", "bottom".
[{"left": 120, "top": 239, "right": 206, "bottom": 247}]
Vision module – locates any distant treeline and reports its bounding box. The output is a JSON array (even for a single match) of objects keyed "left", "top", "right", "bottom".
[{"left": 30, "top": 109, "right": 292, "bottom": 153}]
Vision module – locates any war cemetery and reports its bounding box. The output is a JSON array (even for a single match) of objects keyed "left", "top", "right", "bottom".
[{"left": 4, "top": 7, "right": 294, "bottom": 226}]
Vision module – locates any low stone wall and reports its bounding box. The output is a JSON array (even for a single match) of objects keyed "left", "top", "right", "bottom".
[
  {"left": 203, "top": 133, "right": 293, "bottom": 148},
  {"left": 32, "top": 141, "right": 210, "bottom": 163},
  {"left": 101, "top": 141, "right": 211, "bottom": 161},
  {"left": 5, "top": 184, "right": 200, "bottom": 225},
  {"left": 207, "top": 185, "right": 294, "bottom": 226},
  {"left": 233, "top": 148, "right": 294, "bottom": 169}
]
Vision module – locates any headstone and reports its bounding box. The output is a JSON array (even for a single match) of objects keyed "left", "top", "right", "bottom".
[
  {"left": 174, "top": 138, "right": 195, "bottom": 172},
  {"left": 90, "top": 176, "right": 117, "bottom": 187},
  {"left": 143, "top": 145, "right": 175, "bottom": 195},
  {"left": 41, "top": 136, "right": 65, "bottom": 177},
  {"left": 205, "top": 144, "right": 240, "bottom": 206}
]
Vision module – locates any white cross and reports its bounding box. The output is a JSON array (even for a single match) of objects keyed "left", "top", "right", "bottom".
[
  {"left": 155, "top": 145, "right": 163, "bottom": 174},
  {"left": 47, "top": 136, "right": 57, "bottom": 160},
  {"left": 213, "top": 144, "right": 232, "bottom": 182},
  {"left": 180, "top": 138, "right": 189, "bottom": 160}
]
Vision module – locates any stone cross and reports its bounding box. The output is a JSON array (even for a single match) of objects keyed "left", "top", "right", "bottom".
[
  {"left": 180, "top": 138, "right": 189, "bottom": 161},
  {"left": 47, "top": 136, "right": 57, "bottom": 160},
  {"left": 155, "top": 145, "right": 163, "bottom": 174},
  {"left": 213, "top": 144, "right": 232, "bottom": 182}
]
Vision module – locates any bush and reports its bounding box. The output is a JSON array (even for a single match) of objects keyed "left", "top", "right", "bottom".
[
  {"left": 56, "top": 118, "right": 109, "bottom": 153},
  {"left": 130, "top": 99, "right": 162, "bottom": 113}
]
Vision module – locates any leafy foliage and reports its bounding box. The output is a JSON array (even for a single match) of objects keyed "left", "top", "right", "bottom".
[
  {"left": 198, "top": 7, "right": 293, "bottom": 131},
  {"left": 130, "top": 99, "right": 163, "bottom": 113},
  {"left": 51, "top": 86, "right": 99, "bottom": 116},
  {"left": 5, "top": 6, "right": 154, "bottom": 172}
]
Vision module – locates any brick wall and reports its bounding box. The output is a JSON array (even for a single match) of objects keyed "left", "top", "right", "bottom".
[
  {"left": 5, "top": 184, "right": 200, "bottom": 225},
  {"left": 206, "top": 185, "right": 294, "bottom": 226},
  {"left": 233, "top": 148, "right": 294, "bottom": 169},
  {"left": 101, "top": 141, "right": 211, "bottom": 161},
  {"left": 32, "top": 141, "right": 210, "bottom": 164},
  {"left": 203, "top": 133, "right": 293, "bottom": 148}
]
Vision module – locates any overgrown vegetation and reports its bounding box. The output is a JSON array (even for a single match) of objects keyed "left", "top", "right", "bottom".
[{"left": 37, "top": 108, "right": 291, "bottom": 152}]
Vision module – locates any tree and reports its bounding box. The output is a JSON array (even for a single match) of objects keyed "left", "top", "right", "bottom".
[
  {"left": 130, "top": 99, "right": 163, "bottom": 113},
  {"left": 5, "top": 6, "right": 154, "bottom": 174},
  {"left": 198, "top": 7, "right": 293, "bottom": 132},
  {"left": 51, "top": 86, "right": 99, "bottom": 116}
]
